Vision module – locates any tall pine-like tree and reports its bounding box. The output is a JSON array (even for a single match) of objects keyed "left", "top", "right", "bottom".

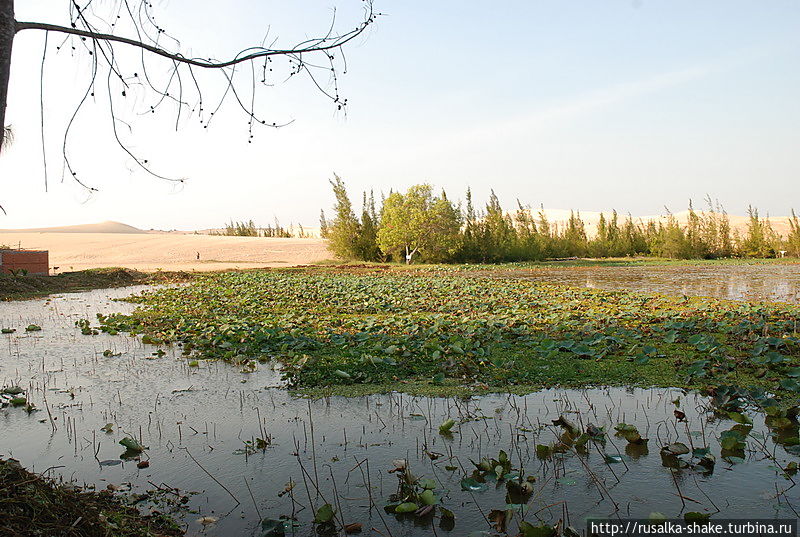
[{"left": 326, "top": 175, "right": 362, "bottom": 259}]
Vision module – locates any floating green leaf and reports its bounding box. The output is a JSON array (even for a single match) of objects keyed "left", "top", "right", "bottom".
[
  {"left": 418, "top": 478, "right": 436, "bottom": 490},
  {"left": 394, "top": 502, "right": 418, "bottom": 513},
  {"left": 119, "top": 437, "right": 144, "bottom": 453},
  {"left": 260, "top": 518, "right": 287, "bottom": 536},
  {"left": 460, "top": 477, "right": 488, "bottom": 492},
  {"left": 418, "top": 489, "right": 437, "bottom": 506},
  {"left": 519, "top": 521, "right": 557, "bottom": 537},
  {"left": 728, "top": 411, "right": 752, "bottom": 425},
  {"left": 661, "top": 442, "right": 690, "bottom": 456},
  {"left": 439, "top": 418, "right": 456, "bottom": 434},
  {"left": 720, "top": 430, "right": 746, "bottom": 451},
  {"left": 684, "top": 512, "right": 711, "bottom": 522},
  {"left": 314, "top": 503, "right": 335, "bottom": 523}
]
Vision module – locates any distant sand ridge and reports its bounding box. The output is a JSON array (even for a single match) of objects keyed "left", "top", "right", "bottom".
[{"left": 0, "top": 221, "right": 148, "bottom": 234}]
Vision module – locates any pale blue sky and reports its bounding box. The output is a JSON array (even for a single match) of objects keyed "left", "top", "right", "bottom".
[{"left": 1, "top": 0, "right": 798, "bottom": 229}]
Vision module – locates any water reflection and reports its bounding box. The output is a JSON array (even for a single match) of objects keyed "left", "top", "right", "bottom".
[{"left": 504, "top": 264, "right": 800, "bottom": 303}]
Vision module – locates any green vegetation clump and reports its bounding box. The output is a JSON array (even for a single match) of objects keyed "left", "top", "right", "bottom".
[
  {"left": 378, "top": 185, "right": 461, "bottom": 263},
  {"left": 0, "top": 458, "right": 182, "bottom": 537},
  {"left": 102, "top": 268, "right": 800, "bottom": 401},
  {"left": 324, "top": 179, "right": 800, "bottom": 263},
  {"left": 325, "top": 174, "right": 371, "bottom": 259},
  {"left": 0, "top": 268, "right": 192, "bottom": 301},
  {"left": 785, "top": 209, "right": 800, "bottom": 258},
  {"left": 210, "top": 218, "right": 302, "bottom": 238}
]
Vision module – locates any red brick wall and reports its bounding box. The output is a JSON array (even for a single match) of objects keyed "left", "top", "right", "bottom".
[{"left": 0, "top": 250, "right": 49, "bottom": 275}]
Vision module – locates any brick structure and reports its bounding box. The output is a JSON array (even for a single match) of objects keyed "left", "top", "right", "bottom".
[{"left": 0, "top": 249, "right": 49, "bottom": 275}]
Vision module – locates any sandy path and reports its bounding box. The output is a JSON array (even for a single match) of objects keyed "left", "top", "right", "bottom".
[{"left": 0, "top": 233, "right": 333, "bottom": 272}]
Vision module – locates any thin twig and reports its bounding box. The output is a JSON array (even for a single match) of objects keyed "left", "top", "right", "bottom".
[{"left": 181, "top": 447, "right": 239, "bottom": 506}]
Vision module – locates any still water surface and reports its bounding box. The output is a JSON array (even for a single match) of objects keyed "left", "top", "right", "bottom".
[
  {"left": 489, "top": 263, "right": 800, "bottom": 304},
  {"left": 1, "top": 277, "right": 799, "bottom": 535}
]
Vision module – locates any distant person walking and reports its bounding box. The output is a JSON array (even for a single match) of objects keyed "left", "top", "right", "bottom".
[{"left": 196, "top": 252, "right": 200, "bottom": 260}]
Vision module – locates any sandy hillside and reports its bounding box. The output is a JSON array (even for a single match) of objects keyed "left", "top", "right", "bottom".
[
  {"left": 0, "top": 221, "right": 148, "bottom": 234},
  {"left": 0, "top": 232, "right": 332, "bottom": 272}
]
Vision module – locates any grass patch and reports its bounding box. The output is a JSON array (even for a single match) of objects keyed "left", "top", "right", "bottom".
[
  {"left": 0, "top": 457, "right": 182, "bottom": 537},
  {"left": 0, "top": 268, "right": 194, "bottom": 301},
  {"left": 98, "top": 268, "right": 800, "bottom": 404}
]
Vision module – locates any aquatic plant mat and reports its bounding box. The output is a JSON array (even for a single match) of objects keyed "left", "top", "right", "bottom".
[
  {"left": 100, "top": 267, "right": 800, "bottom": 400},
  {"left": 0, "top": 458, "right": 182, "bottom": 537}
]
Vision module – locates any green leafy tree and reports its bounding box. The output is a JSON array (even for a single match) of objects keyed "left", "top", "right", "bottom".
[
  {"left": 481, "top": 191, "right": 516, "bottom": 262},
  {"left": 685, "top": 201, "right": 708, "bottom": 258},
  {"left": 787, "top": 209, "right": 800, "bottom": 257},
  {"left": 606, "top": 210, "right": 623, "bottom": 256},
  {"left": 619, "top": 214, "right": 647, "bottom": 256},
  {"left": 563, "top": 211, "right": 588, "bottom": 257},
  {"left": 327, "top": 175, "right": 362, "bottom": 259},
  {"left": 512, "top": 201, "right": 542, "bottom": 260},
  {"left": 213, "top": 219, "right": 259, "bottom": 237},
  {"left": 355, "top": 191, "right": 381, "bottom": 261},
  {"left": 458, "top": 187, "right": 482, "bottom": 262},
  {"left": 716, "top": 205, "right": 734, "bottom": 257},
  {"left": 650, "top": 212, "right": 690, "bottom": 258},
  {"left": 377, "top": 184, "right": 461, "bottom": 263},
  {"left": 589, "top": 213, "right": 609, "bottom": 257},
  {"left": 319, "top": 210, "right": 329, "bottom": 239},
  {"left": 741, "top": 206, "right": 776, "bottom": 258}
]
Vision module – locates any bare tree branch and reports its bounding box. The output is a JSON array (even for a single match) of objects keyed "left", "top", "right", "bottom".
[
  {"left": 14, "top": 8, "right": 375, "bottom": 70},
  {"left": 1, "top": 0, "right": 378, "bottom": 207},
  {"left": 39, "top": 30, "right": 48, "bottom": 191}
]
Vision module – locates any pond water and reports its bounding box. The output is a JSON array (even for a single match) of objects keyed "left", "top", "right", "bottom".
[
  {"left": 484, "top": 263, "right": 800, "bottom": 304},
  {"left": 1, "top": 286, "right": 799, "bottom": 536}
]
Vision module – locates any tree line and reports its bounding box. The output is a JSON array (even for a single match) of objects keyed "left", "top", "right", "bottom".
[
  {"left": 321, "top": 176, "right": 800, "bottom": 263},
  {"left": 210, "top": 219, "right": 309, "bottom": 238}
]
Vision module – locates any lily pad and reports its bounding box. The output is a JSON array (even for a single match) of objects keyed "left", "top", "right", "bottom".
[
  {"left": 439, "top": 418, "right": 456, "bottom": 434},
  {"left": 394, "top": 502, "right": 418, "bottom": 513},
  {"left": 418, "top": 489, "right": 438, "bottom": 506},
  {"left": 314, "top": 503, "right": 335, "bottom": 523},
  {"left": 519, "top": 521, "right": 557, "bottom": 537},
  {"left": 260, "top": 518, "right": 287, "bottom": 536},
  {"left": 119, "top": 437, "right": 144, "bottom": 453},
  {"left": 460, "top": 477, "right": 488, "bottom": 492},
  {"left": 661, "top": 442, "right": 690, "bottom": 456}
]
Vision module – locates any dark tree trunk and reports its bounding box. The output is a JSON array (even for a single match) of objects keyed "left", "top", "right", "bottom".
[{"left": 0, "top": 0, "right": 14, "bottom": 153}]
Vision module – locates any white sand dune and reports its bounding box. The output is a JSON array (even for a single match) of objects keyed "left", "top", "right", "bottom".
[
  {"left": 0, "top": 232, "right": 332, "bottom": 272},
  {"left": 0, "top": 221, "right": 148, "bottom": 234}
]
